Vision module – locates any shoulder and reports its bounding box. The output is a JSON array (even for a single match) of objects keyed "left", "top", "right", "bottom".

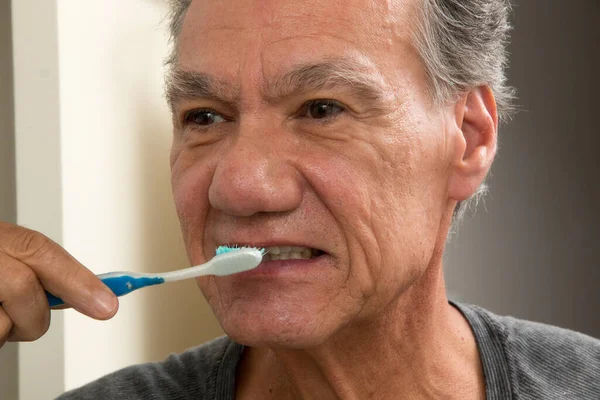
[
  {"left": 500, "top": 313, "right": 600, "bottom": 398},
  {"left": 459, "top": 303, "right": 600, "bottom": 399},
  {"left": 58, "top": 336, "right": 240, "bottom": 400}
]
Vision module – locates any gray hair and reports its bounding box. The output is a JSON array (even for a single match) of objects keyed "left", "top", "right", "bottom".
[
  {"left": 413, "top": 0, "right": 515, "bottom": 227},
  {"left": 165, "top": 0, "right": 515, "bottom": 226},
  {"left": 164, "top": 0, "right": 191, "bottom": 67}
]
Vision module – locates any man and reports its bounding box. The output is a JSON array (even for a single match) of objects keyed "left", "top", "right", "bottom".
[{"left": 0, "top": 0, "right": 598, "bottom": 398}]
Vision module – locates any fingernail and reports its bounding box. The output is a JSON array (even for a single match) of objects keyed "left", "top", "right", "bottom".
[{"left": 93, "top": 290, "right": 117, "bottom": 316}]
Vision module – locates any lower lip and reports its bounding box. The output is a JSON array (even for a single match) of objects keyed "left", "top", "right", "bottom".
[{"left": 231, "top": 255, "right": 327, "bottom": 279}]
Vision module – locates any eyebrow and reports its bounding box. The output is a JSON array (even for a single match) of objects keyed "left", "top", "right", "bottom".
[
  {"left": 165, "top": 57, "right": 390, "bottom": 112},
  {"left": 266, "top": 58, "right": 389, "bottom": 106},
  {"left": 165, "top": 70, "right": 234, "bottom": 112}
]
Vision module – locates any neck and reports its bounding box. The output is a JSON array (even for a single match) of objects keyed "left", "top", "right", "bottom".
[{"left": 236, "top": 264, "right": 484, "bottom": 400}]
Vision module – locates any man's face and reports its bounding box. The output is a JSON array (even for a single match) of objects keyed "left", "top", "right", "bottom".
[{"left": 169, "top": 0, "right": 456, "bottom": 346}]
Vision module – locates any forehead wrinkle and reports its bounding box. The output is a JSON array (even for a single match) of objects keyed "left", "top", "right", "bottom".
[
  {"left": 166, "top": 69, "right": 239, "bottom": 111},
  {"left": 263, "top": 58, "right": 391, "bottom": 105}
]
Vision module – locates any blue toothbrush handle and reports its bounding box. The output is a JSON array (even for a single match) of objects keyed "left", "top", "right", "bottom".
[{"left": 46, "top": 275, "right": 165, "bottom": 308}]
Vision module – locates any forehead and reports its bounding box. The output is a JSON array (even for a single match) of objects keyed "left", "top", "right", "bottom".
[{"left": 177, "top": 0, "right": 419, "bottom": 80}]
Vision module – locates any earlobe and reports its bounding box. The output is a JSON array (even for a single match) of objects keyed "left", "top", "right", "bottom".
[{"left": 447, "top": 86, "right": 498, "bottom": 201}]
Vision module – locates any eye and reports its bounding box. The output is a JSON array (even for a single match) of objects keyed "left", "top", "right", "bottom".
[
  {"left": 299, "top": 100, "right": 345, "bottom": 120},
  {"left": 183, "top": 109, "right": 227, "bottom": 127}
]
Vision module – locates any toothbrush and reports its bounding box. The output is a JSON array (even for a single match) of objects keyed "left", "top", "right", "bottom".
[{"left": 46, "top": 246, "right": 265, "bottom": 308}]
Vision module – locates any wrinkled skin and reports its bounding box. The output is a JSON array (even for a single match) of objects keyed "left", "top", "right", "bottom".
[{"left": 169, "top": 0, "right": 496, "bottom": 397}]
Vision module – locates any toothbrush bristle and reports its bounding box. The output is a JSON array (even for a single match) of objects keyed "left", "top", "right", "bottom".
[{"left": 216, "top": 245, "right": 266, "bottom": 256}]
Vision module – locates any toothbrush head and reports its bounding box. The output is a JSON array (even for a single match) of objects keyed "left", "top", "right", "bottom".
[
  {"left": 208, "top": 246, "right": 266, "bottom": 276},
  {"left": 216, "top": 245, "right": 266, "bottom": 256}
]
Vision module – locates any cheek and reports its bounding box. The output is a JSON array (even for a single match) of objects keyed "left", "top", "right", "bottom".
[
  {"left": 171, "top": 151, "right": 215, "bottom": 263},
  {"left": 301, "top": 149, "right": 397, "bottom": 300},
  {"left": 304, "top": 127, "right": 445, "bottom": 298},
  {"left": 374, "top": 147, "right": 448, "bottom": 291}
]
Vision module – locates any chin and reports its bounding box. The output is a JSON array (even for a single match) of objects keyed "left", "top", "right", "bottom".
[{"left": 212, "top": 300, "right": 340, "bottom": 349}]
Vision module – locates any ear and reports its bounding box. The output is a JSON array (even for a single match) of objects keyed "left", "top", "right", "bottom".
[{"left": 447, "top": 86, "right": 498, "bottom": 201}]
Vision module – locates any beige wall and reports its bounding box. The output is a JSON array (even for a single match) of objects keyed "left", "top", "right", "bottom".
[
  {"left": 0, "top": 1, "right": 18, "bottom": 399},
  {"left": 55, "top": 1, "right": 223, "bottom": 390},
  {"left": 445, "top": 0, "right": 600, "bottom": 338},
  {"left": 9, "top": 0, "right": 222, "bottom": 397}
]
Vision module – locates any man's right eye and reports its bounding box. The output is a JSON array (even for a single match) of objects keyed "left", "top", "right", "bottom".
[{"left": 183, "top": 109, "right": 226, "bottom": 127}]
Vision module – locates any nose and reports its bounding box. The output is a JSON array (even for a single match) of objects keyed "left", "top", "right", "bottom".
[{"left": 208, "top": 130, "right": 303, "bottom": 217}]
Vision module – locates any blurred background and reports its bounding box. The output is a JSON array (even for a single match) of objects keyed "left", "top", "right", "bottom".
[{"left": 0, "top": 0, "right": 598, "bottom": 399}]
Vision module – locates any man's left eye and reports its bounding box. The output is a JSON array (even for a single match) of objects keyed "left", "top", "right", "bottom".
[{"left": 300, "top": 100, "right": 345, "bottom": 120}]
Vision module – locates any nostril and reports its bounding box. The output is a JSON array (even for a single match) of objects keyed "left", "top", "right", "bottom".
[{"left": 209, "top": 152, "right": 303, "bottom": 217}]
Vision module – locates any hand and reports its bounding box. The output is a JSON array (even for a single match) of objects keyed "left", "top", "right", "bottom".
[{"left": 0, "top": 221, "right": 118, "bottom": 348}]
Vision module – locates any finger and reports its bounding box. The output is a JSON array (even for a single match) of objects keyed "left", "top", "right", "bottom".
[
  {"left": 0, "top": 252, "right": 50, "bottom": 342},
  {"left": 0, "top": 222, "right": 118, "bottom": 320},
  {"left": 0, "top": 305, "right": 13, "bottom": 348}
]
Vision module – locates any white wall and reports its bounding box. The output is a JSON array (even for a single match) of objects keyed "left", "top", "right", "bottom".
[
  {"left": 10, "top": 1, "right": 223, "bottom": 398},
  {"left": 56, "top": 0, "right": 223, "bottom": 390}
]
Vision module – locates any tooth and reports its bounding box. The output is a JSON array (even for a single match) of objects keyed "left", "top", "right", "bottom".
[
  {"left": 280, "top": 246, "right": 291, "bottom": 252},
  {"left": 270, "top": 254, "right": 280, "bottom": 260},
  {"left": 302, "top": 249, "right": 311, "bottom": 258},
  {"left": 291, "top": 246, "right": 304, "bottom": 252},
  {"left": 290, "top": 253, "right": 302, "bottom": 259},
  {"left": 269, "top": 246, "right": 281, "bottom": 255}
]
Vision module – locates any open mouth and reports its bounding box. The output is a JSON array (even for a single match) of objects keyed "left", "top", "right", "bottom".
[
  {"left": 219, "top": 244, "right": 326, "bottom": 262},
  {"left": 261, "top": 246, "right": 325, "bottom": 261}
]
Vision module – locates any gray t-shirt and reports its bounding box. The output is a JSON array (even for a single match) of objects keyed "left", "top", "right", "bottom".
[{"left": 58, "top": 303, "right": 600, "bottom": 399}]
